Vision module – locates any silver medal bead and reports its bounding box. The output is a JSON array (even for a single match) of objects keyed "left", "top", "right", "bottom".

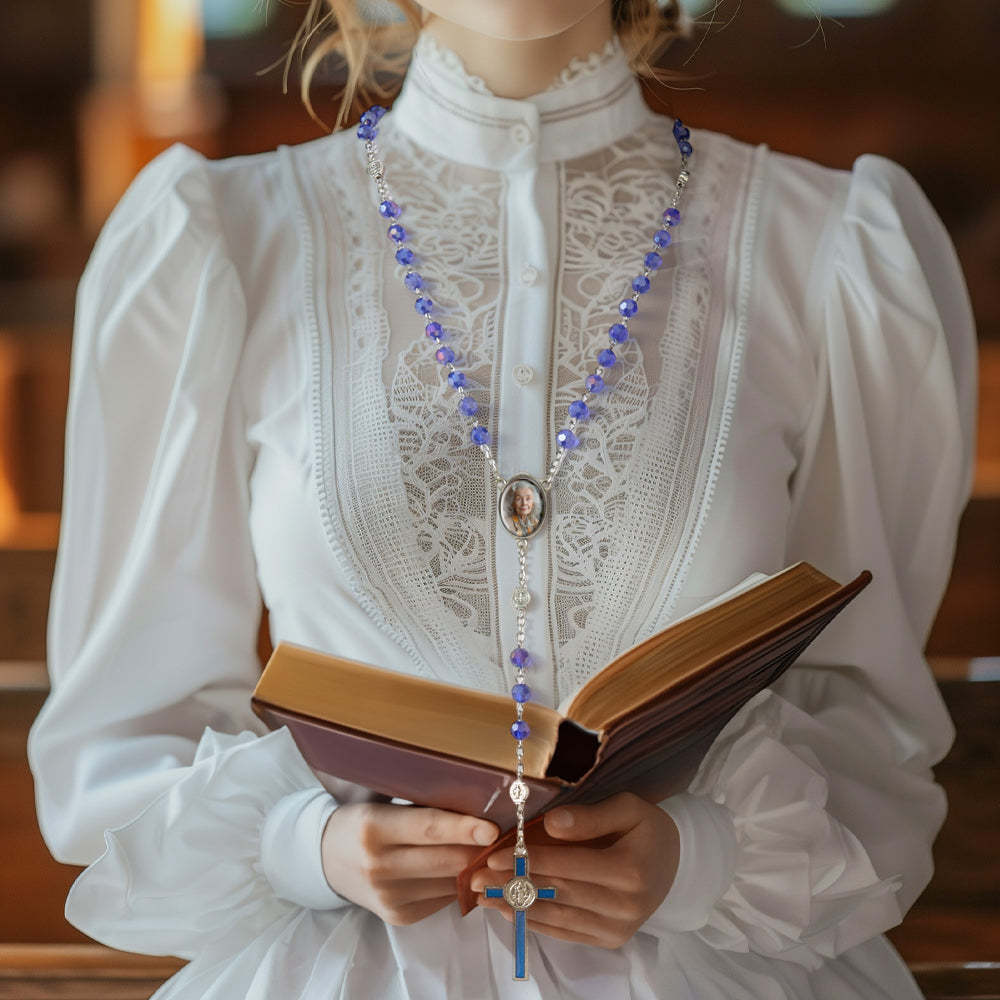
[
  {"left": 367, "top": 160, "right": 384, "bottom": 178},
  {"left": 512, "top": 584, "right": 531, "bottom": 610},
  {"left": 509, "top": 779, "right": 530, "bottom": 804}
]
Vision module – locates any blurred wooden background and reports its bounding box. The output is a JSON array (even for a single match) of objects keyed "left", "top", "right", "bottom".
[{"left": 0, "top": 0, "right": 997, "bottom": 995}]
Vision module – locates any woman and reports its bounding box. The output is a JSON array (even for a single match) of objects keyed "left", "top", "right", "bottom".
[
  {"left": 28, "top": 0, "right": 977, "bottom": 997},
  {"left": 506, "top": 481, "right": 543, "bottom": 537}
]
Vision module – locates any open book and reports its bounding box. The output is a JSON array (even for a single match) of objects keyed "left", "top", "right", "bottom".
[{"left": 251, "top": 561, "right": 871, "bottom": 913}]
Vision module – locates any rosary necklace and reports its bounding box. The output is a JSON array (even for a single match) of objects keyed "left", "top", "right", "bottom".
[{"left": 357, "top": 105, "right": 693, "bottom": 981}]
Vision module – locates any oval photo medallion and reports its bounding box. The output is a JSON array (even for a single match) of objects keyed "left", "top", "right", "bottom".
[{"left": 499, "top": 475, "right": 546, "bottom": 539}]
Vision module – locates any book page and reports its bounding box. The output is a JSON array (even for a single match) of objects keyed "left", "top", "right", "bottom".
[{"left": 554, "top": 569, "right": 775, "bottom": 717}]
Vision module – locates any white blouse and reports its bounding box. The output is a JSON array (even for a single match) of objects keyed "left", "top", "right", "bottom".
[{"left": 28, "top": 30, "right": 977, "bottom": 1000}]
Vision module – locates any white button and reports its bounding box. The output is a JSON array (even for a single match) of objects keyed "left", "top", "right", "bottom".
[
  {"left": 519, "top": 264, "right": 539, "bottom": 286},
  {"left": 512, "top": 364, "right": 534, "bottom": 386},
  {"left": 510, "top": 122, "right": 532, "bottom": 146}
]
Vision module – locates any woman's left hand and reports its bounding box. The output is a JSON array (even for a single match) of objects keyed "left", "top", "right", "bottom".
[{"left": 470, "top": 791, "right": 680, "bottom": 949}]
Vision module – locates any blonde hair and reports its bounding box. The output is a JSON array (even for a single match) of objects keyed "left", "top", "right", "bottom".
[{"left": 282, "top": 0, "right": 690, "bottom": 132}]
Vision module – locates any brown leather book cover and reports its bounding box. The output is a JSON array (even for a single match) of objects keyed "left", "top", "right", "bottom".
[
  {"left": 252, "top": 703, "right": 565, "bottom": 829},
  {"left": 250, "top": 563, "right": 873, "bottom": 915}
]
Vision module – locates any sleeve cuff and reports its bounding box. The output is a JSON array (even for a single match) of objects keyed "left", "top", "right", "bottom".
[
  {"left": 642, "top": 792, "right": 737, "bottom": 934},
  {"left": 259, "top": 786, "right": 354, "bottom": 911}
]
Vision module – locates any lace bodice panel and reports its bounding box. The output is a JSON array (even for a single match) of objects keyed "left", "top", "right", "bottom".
[{"left": 308, "top": 108, "right": 750, "bottom": 707}]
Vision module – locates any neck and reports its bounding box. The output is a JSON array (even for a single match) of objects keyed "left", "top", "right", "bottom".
[{"left": 421, "top": 4, "right": 616, "bottom": 100}]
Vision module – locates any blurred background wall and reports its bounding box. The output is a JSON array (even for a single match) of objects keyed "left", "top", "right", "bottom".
[{"left": 0, "top": 0, "right": 996, "bottom": 987}]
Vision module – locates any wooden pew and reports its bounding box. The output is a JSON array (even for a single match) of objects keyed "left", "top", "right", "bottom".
[{"left": 1, "top": 950, "right": 999, "bottom": 999}]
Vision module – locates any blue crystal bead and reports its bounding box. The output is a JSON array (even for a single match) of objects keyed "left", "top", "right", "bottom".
[
  {"left": 435, "top": 345, "right": 455, "bottom": 365},
  {"left": 673, "top": 120, "right": 690, "bottom": 141},
  {"left": 678, "top": 139, "right": 693, "bottom": 157},
  {"left": 369, "top": 104, "right": 388, "bottom": 121},
  {"left": 645, "top": 251, "right": 663, "bottom": 270},
  {"left": 459, "top": 396, "right": 479, "bottom": 416},
  {"left": 557, "top": 428, "right": 579, "bottom": 449},
  {"left": 415, "top": 297, "right": 434, "bottom": 314},
  {"left": 609, "top": 322, "right": 629, "bottom": 344},
  {"left": 356, "top": 124, "right": 377, "bottom": 141},
  {"left": 586, "top": 374, "right": 605, "bottom": 393},
  {"left": 387, "top": 224, "right": 406, "bottom": 242},
  {"left": 360, "top": 110, "right": 378, "bottom": 127},
  {"left": 470, "top": 425, "right": 490, "bottom": 445},
  {"left": 403, "top": 271, "right": 423, "bottom": 291},
  {"left": 512, "top": 683, "right": 532, "bottom": 703},
  {"left": 448, "top": 370, "right": 467, "bottom": 388},
  {"left": 395, "top": 247, "right": 415, "bottom": 265},
  {"left": 653, "top": 229, "right": 672, "bottom": 248},
  {"left": 379, "top": 200, "right": 401, "bottom": 219},
  {"left": 511, "top": 720, "right": 530, "bottom": 740},
  {"left": 619, "top": 299, "right": 638, "bottom": 318},
  {"left": 598, "top": 348, "right": 617, "bottom": 367},
  {"left": 510, "top": 647, "right": 532, "bottom": 668},
  {"left": 425, "top": 321, "right": 443, "bottom": 338},
  {"left": 664, "top": 207, "right": 681, "bottom": 226},
  {"left": 568, "top": 399, "right": 590, "bottom": 420},
  {"left": 632, "top": 274, "right": 651, "bottom": 294}
]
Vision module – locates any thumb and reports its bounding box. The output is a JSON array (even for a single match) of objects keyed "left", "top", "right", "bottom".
[{"left": 542, "top": 792, "right": 646, "bottom": 841}]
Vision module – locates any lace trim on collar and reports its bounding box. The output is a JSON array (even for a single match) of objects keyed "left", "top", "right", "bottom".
[
  {"left": 413, "top": 30, "right": 626, "bottom": 99},
  {"left": 413, "top": 33, "right": 493, "bottom": 96},
  {"left": 543, "top": 35, "right": 623, "bottom": 92}
]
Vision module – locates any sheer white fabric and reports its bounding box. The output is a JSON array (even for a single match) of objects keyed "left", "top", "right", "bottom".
[{"left": 27, "top": 29, "right": 976, "bottom": 1000}]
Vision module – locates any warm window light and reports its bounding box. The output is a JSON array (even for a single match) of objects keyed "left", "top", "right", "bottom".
[{"left": 138, "top": 0, "right": 203, "bottom": 85}]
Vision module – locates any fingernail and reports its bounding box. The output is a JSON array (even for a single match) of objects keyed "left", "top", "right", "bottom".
[
  {"left": 549, "top": 809, "right": 573, "bottom": 829},
  {"left": 475, "top": 824, "right": 497, "bottom": 845}
]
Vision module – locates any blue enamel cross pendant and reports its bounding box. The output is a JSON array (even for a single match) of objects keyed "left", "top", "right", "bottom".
[{"left": 484, "top": 851, "right": 557, "bottom": 981}]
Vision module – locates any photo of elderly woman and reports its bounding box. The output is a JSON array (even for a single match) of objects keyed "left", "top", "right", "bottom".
[{"left": 501, "top": 478, "right": 544, "bottom": 538}]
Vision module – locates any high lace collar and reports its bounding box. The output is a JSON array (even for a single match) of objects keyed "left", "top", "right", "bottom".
[{"left": 389, "top": 30, "right": 652, "bottom": 172}]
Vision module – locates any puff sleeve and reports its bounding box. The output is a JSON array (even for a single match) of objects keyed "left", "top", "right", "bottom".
[
  {"left": 643, "top": 154, "right": 977, "bottom": 968},
  {"left": 26, "top": 144, "right": 351, "bottom": 960}
]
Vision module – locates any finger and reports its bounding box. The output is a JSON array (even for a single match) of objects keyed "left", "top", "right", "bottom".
[
  {"left": 522, "top": 918, "right": 609, "bottom": 949},
  {"left": 483, "top": 899, "right": 621, "bottom": 949},
  {"left": 367, "top": 805, "right": 499, "bottom": 848},
  {"left": 483, "top": 844, "right": 633, "bottom": 892},
  {"left": 472, "top": 870, "right": 636, "bottom": 922},
  {"left": 376, "top": 876, "right": 459, "bottom": 905},
  {"left": 388, "top": 894, "right": 458, "bottom": 926},
  {"left": 542, "top": 792, "right": 648, "bottom": 842},
  {"left": 377, "top": 843, "right": 486, "bottom": 879}
]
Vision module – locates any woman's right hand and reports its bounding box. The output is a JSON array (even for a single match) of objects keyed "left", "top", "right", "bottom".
[{"left": 320, "top": 801, "right": 499, "bottom": 925}]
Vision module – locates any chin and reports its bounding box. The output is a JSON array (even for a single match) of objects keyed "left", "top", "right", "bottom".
[{"left": 419, "top": 0, "right": 609, "bottom": 41}]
